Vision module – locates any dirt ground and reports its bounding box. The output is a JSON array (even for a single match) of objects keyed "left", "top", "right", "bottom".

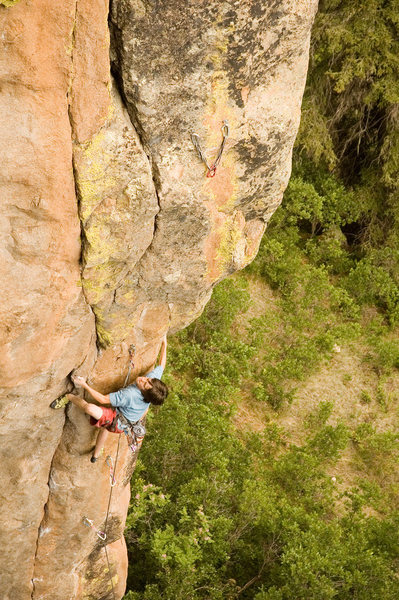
[{"left": 233, "top": 274, "right": 399, "bottom": 498}]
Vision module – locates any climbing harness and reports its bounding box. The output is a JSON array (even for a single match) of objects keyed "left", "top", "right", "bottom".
[
  {"left": 116, "top": 411, "right": 146, "bottom": 453},
  {"left": 191, "top": 120, "right": 229, "bottom": 177},
  {"left": 106, "top": 455, "right": 117, "bottom": 487},
  {"left": 82, "top": 517, "right": 107, "bottom": 541}
]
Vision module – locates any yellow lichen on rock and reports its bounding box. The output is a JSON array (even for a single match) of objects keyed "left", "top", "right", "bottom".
[
  {"left": 75, "top": 131, "right": 115, "bottom": 223},
  {"left": 216, "top": 210, "right": 246, "bottom": 271},
  {"left": 0, "top": 0, "right": 21, "bottom": 6},
  {"left": 74, "top": 85, "right": 159, "bottom": 347}
]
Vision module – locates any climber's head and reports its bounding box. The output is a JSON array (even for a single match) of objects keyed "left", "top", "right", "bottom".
[{"left": 136, "top": 376, "right": 169, "bottom": 405}]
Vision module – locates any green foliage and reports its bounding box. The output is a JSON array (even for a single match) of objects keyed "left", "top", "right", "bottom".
[
  {"left": 291, "top": 0, "right": 399, "bottom": 332},
  {"left": 190, "top": 276, "right": 251, "bottom": 338},
  {"left": 342, "top": 373, "right": 352, "bottom": 384},
  {"left": 360, "top": 390, "right": 372, "bottom": 405},
  {"left": 346, "top": 256, "right": 399, "bottom": 325},
  {"left": 305, "top": 401, "right": 334, "bottom": 430},
  {"left": 307, "top": 424, "right": 350, "bottom": 461},
  {"left": 353, "top": 423, "right": 399, "bottom": 458},
  {"left": 124, "top": 276, "right": 399, "bottom": 599},
  {"left": 352, "top": 423, "right": 399, "bottom": 489},
  {"left": 273, "top": 515, "right": 399, "bottom": 600},
  {"left": 365, "top": 334, "right": 399, "bottom": 375},
  {"left": 305, "top": 230, "right": 353, "bottom": 275},
  {"left": 300, "top": 0, "right": 399, "bottom": 178},
  {"left": 246, "top": 174, "right": 366, "bottom": 408}
]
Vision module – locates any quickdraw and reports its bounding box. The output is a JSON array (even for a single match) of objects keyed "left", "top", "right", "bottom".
[
  {"left": 106, "top": 455, "right": 117, "bottom": 487},
  {"left": 123, "top": 344, "right": 136, "bottom": 387},
  {"left": 117, "top": 412, "right": 146, "bottom": 455},
  {"left": 82, "top": 517, "right": 107, "bottom": 541},
  {"left": 191, "top": 121, "right": 229, "bottom": 177}
]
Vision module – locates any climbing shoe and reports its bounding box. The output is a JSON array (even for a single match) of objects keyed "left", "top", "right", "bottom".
[
  {"left": 90, "top": 456, "right": 98, "bottom": 463},
  {"left": 50, "top": 395, "right": 70, "bottom": 410}
]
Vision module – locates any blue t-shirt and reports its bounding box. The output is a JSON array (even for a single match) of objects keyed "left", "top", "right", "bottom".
[{"left": 109, "top": 365, "right": 164, "bottom": 424}]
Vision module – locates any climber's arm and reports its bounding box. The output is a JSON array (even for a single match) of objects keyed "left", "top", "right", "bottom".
[
  {"left": 159, "top": 334, "right": 167, "bottom": 369},
  {"left": 72, "top": 376, "right": 110, "bottom": 405}
]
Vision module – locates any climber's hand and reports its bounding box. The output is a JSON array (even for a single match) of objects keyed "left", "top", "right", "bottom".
[{"left": 72, "top": 375, "right": 86, "bottom": 387}]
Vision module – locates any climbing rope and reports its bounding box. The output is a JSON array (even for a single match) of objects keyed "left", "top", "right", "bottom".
[
  {"left": 191, "top": 120, "right": 229, "bottom": 177},
  {"left": 101, "top": 433, "right": 122, "bottom": 600},
  {"left": 106, "top": 455, "right": 117, "bottom": 487},
  {"left": 82, "top": 344, "right": 135, "bottom": 600},
  {"left": 82, "top": 436, "right": 122, "bottom": 598}
]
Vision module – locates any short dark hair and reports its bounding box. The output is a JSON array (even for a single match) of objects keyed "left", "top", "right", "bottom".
[{"left": 142, "top": 378, "right": 168, "bottom": 405}]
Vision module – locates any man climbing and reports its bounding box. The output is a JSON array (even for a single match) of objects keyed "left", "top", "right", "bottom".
[{"left": 51, "top": 335, "right": 168, "bottom": 462}]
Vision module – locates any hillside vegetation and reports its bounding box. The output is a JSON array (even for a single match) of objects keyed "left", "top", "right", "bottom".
[{"left": 123, "top": 2, "right": 399, "bottom": 598}]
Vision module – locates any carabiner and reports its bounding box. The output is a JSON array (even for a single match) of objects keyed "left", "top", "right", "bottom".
[
  {"left": 82, "top": 516, "right": 107, "bottom": 541},
  {"left": 106, "top": 456, "right": 117, "bottom": 487},
  {"left": 221, "top": 120, "right": 229, "bottom": 138}
]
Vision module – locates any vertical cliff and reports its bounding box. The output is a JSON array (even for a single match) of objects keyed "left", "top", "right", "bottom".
[{"left": 0, "top": 0, "right": 317, "bottom": 598}]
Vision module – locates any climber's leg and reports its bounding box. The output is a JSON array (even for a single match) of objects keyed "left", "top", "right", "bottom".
[
  {"left": 92, "top": 427, "right": 109, "bottom": 462},
  {"left": 67, "top": 393, "right": 103, "bottom": 421}
]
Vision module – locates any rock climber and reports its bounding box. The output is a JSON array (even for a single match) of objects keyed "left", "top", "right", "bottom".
[{"left": 51, "top": 335, "right": 168, "bottom": 462}]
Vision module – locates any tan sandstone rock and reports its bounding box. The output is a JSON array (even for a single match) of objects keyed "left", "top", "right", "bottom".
[{"left": 0, "top": 1, "right": 94, "bottom": 597}]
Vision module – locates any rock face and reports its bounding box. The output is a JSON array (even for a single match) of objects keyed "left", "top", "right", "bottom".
[{"left": 0, "top": 0, "right": 317, "bottom": 598}]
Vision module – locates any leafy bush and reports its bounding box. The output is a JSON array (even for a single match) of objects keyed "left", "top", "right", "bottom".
[
  {"left": 307, "top": 424, "right": 350, "bottom": 461},
  {"left": 305, "top": 401, "right": 334, "bottom": 430},
  {"left": 346, "top": 259, "right": 399, "bottom": 325}
]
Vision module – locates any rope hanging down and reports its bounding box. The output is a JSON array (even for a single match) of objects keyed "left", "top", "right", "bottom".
[
  {"left": 82, "top": 435, "right": 121, "bottom": 600},
  {"left": 101, "top": 433, "right": 122, "bottom": 600},
  {"left": 191, "top": 120, "right": 229, "bottom": 177},
  {"left": 82, "top": 344, "right": 135, "bottom": 600},
  {"left": 106, "top": 455, "right": 117, "bottom": 487}
]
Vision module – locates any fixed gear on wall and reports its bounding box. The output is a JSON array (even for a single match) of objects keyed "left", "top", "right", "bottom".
[{"left": 191, "top": 120, "right": 229, "bottom": 177}]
